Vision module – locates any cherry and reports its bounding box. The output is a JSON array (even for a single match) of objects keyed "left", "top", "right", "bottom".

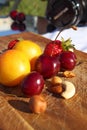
[
  {"left": 59, "top": 51, "right": 77, "bottom": 71},
  {"left": 18, "top": 22, "right": 26, "bottom": 31},
  {"left": 10, "top": 10, "right": 18, "bottom": 20},
  {"left": 21, "top": 72, "right": 45, "bottom": 97},
  {"left": 35, "top": 54, "right": 60, "bottom": 79},
  {"left": 11, "top": 22, "right": 26, "bottom": 31},
  {"left": 16, "top": 12, "right": 26, "bottom": 22},
  {"left": 11, "top": 21, "right": 19, "bottom": 30},
  {"left": 10, "top": 10, "right": 26, "bottom": 31}
]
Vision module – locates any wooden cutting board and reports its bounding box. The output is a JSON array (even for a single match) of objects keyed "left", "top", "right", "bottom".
[{"left": 0, "top": 32, "right": 87, "bottom": 130}]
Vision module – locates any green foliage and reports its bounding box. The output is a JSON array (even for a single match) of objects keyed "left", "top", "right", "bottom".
[{"left": 0, "top": 0, "right": 47, "bottom": 17}]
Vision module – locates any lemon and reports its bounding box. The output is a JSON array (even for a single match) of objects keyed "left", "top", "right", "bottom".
[
  {"left": 13, "top": 40, "right": 42, "bottom": 70},
  {"left": 0, "top": 50, "right": 30, "bottom": 87}
]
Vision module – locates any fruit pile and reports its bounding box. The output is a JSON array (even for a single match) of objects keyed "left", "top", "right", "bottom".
[
  {"left": 10, "top": 10, "right": 26, "bottom": 31},
  {"left": 0, "top": 37, "right": 77, "bottom": 114}
]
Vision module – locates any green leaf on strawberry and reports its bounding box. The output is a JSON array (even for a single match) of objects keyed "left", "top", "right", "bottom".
[{"left": 61, "top": 37, "right": 75, "bottom": 51}]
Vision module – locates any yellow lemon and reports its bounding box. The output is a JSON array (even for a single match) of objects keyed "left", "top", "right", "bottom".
[
  {"left": 13, "top": 40, "right": 42, "bottom": 70},
  {"left": 0, "top": 50, "right": 30, "bottom": 87}
]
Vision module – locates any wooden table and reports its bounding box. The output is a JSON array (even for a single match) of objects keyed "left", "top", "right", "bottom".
[{"left": 0, "top": 32, "right": 87, "bottom": 130}]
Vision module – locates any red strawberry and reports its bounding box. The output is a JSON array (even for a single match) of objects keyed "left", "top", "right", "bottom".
[
  {"left": 8, "top": 39, "right": 19, "bottom": 49},
  {"left": 44, "top": 38, "right": 75, "bottom": 57},
  {"left": 44, "top": 40, "right": 63, "bottom": 56}
]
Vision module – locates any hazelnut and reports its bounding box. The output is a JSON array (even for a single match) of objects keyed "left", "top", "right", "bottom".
[
  {"left": 48, "top": 84, "right": 63, "bottom": 94},
  {"left": 51, "top": 76, "right": 62, "bottom": 85},
  {"left": 29, "top": 95, "right": 47, "bottom": 114}
]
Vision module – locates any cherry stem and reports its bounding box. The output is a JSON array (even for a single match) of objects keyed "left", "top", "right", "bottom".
[
  {"left": 55, "top": 27, "right": 64, "bottom": 40},
  {"left": 54, "top": 24, "right": 72, "bottom": 41}
]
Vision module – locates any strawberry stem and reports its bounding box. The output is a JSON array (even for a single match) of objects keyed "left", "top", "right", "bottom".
[{"left": 17, "top": 37, "right": 24, "bottom": 41}]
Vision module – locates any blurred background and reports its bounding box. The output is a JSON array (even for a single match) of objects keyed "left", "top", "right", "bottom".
[
  {"left": 0, "top": 0, "right": 47, "bottom": 17},
  {"left": 0, "top": 0, "right": 49, "bottom": 34}
]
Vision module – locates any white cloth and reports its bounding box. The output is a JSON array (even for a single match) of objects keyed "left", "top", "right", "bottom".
[
  {"left": 0, "top": 16, "right": 20, "bottom": 36},
  {"left": 0, "top": 17, "right": 13, "bottom": 31},
  {"left": 43, "top": 26, "right": 87, "bottom": 53}
]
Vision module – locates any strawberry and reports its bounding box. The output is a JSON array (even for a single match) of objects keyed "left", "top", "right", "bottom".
[
  {"left": 44, "top": 40, "right": 63, "bottom": 56},
  {"left": 8, "top": 39, "right": 19, "bottom": 49},
  {"left": 8, "top": 38, "right": 24, "bottom": 49},
  {"left": 44, "top": 38, "right": 75, "bottom": 57}
]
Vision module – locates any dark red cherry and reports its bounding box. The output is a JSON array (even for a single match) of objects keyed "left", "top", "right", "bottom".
[
  {"left": 59, "top": 51, "right": 77, "bottom": 71},
  {"left": 35, "top": 54, "right": 60, "bottom": 79},
  {"left": 10, "top": 10, "right": 18, "bottom": 20},
  {"left": 21, "top": 72, "right": 45, "bottom": 97},
  {"left": 18, "top": 23, "right": 26, "bottom": 31},
  {"left": 11, "top": 22, "right": 19, "bottom": 30},
  {"left": 16, "top": 12, "right": 26, "bottom": 22}
]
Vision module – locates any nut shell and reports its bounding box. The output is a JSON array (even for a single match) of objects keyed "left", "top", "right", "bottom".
[
  {"left": 48, "top": 84, "right": 63, "bottom": 94},
  {"left": 61, "top": 81, "right": 76, "bottom": 99},
  {"left": 29, "top": 95, "right": 47, "bottom": 114}
]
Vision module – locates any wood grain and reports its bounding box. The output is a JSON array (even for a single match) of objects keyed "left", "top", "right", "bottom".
[
  {"left": 0, "top": 96, "right": 34, "bottom": 130},
  {"left": 0, "top": 32, "right": 87, "bottom": 130}
]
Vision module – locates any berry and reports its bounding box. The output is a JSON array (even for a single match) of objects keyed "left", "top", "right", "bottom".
[
  {"left": 59, "top": 51, "right": 77, "bottom": 71},
  {"left": 11, "top": 22, "right": 26, "bottom": 31},
  {"left": 44, "top": 40, "right": 63, "bottom": 56},
  {"left": 11, "top": 21, "right": 19, "bottom": 30},
  {"left": 8, "top": 39, "right": 19, "bottom": 49},
  {"left": 16, "top": 12, "right": 26, "bottom": 22},
  {"left": 18, "top": 23, "right": 26, "bottom": 31},
  {"left": 44, "top": 38, "right": 75, "bottom": 57},
  {"left": 21, "top": 72, "right": 45, "bottom": 97},
  {"left": 35, "top": 54, "right": 60, "bottom": 79},
  {"left": 10, "top": 10, "right": 18, "bottom": 20},
  {"left": 10, "top": 10, "right": 26, "bottom": 32}
]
